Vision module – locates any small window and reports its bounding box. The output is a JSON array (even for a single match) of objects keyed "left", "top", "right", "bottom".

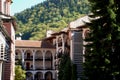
[
  {"left": 84, "top": 30, "right": 90, "bottom": 39},
  {"left": 16, "top": 52, "right": 18, "bottom": 55}
]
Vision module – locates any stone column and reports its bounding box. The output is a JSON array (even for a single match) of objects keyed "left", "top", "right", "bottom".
[
  {"left": 43, "top": 50, "right": 45, "bottom": 70},
  {"left": 21, "top": 49, "right": 25, "bottom": 69},
  {"left": 61, "top": 34, "right": 65, "bottom": 53},
  {"left": 52, "top": 52, "right": 55, "bottom": 69},
  {"left": 0, "top": 62, "right": 3, "bottom": 80},
  {"left": 52, "top": 71, "right": 55, "bottom": 80},
  {"left": 33, "top": 50, "right": 35, "bottom": 70},
  {"left": 43, "top": 72, "right": 45, "bottom": 79},
  {"left": 70, "top": 31, "right": 74, "bottom": 61},
  {"left": 56, "top": 36, "right": 58, "bottom": 55},
  {"left": 32, "top": 72, "right": 35, "bottom": 80}
]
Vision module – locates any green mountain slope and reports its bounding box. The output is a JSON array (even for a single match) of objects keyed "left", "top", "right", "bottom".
[{"left": 15, "top": 0, "right": 90, "bottom": 40}]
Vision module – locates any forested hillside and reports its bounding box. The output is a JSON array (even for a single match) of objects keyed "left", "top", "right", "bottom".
[{"left": 15, "top": 0, "right": 90, "bottom": 40}]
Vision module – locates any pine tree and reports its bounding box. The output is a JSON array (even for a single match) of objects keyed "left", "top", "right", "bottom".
[{"left": 84, "top": 0, "right": 120, "bottom": 80}]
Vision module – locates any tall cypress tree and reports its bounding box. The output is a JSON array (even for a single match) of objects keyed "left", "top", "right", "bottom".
[{"left": 84, "top": 0, "right": 120, "bottom": 80}]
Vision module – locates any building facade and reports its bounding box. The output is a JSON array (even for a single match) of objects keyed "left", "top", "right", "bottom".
[
  {"left": 69, "top": 16, "right": 90, "bottom": 80},
  {"left": 0, "top": 23, "right": 11, "bottom": 80},
  {"left": 15, "top": 40, "right": 56, "bottom": 80},
  {"left": 15, "top": 15, "right": 90, "bottom": 80},
  {"left": 45, "top": 16, "right": 90, "bottom": 80},
  {"left": 0, "top": 0, "right": 16, "bottom": 80}
]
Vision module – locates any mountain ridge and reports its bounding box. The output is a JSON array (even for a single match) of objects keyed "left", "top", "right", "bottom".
[{"left": 15, "top": 0, "right": 90, "bottom": 40}]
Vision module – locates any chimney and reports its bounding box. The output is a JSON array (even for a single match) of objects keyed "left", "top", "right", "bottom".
[
  {"left": 0, "top": 0, "right": 12, "bottom": 15},
  {"left": 46, "top": 30, "right": 54, "bottom": 37},
  {"left": 16, "top": 33, "right": 22, "bottom": 40}
]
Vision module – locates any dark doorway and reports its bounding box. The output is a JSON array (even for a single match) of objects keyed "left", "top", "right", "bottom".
[
  {"left": 26, "top": 62, "right": 30, "bottom": 70},
  {"left": 27, "top": 53, "right": 30, "bottom": 59},
  {"left": 45, "top": 72, "right": 52, "bottom": 80}
]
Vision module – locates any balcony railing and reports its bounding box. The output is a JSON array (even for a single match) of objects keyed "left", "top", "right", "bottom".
[
  {"left": 35, "top": 67, "right": 43, "bottom": 70},
  {"left": 24, "top": 56, "right": 33, "bottom": 60},
  {"left": 25, "top": 67, "right": 33, "bottom": 70},
  {"left": 35, "top": 57, "right": 43, "bottom": 61},
  {"left": 15, "top": 56, "right": 22, "bottom": 60},
  {"left": 45, "top": 57, "right": 52, "bottom": 61},
  {"left": 45, "top": 67, "right": 53, "bottom": 70}
]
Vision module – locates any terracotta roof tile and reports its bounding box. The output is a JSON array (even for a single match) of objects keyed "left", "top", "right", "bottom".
[{"left": 15, "top": 40, "right": 55, "bottom": 48}]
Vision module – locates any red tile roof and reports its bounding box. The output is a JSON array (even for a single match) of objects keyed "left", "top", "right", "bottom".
[{"left": 15, "top": 40, "right": 55, "bottom": 48}]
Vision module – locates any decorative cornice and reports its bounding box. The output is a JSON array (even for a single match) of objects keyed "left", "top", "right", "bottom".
[
  {"left": 0, "top": 13, "right": 17, "bottom": 31},
  {"left": 6, "top": 0, "right": 13, "bottom": 3}
]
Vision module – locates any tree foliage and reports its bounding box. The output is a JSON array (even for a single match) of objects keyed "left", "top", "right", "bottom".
[
  {"left": 58, "top": 54, "right": 77, "bottom": 80},
  {"left": 15, "top": 65, "right": 26, "bottom": 80},
  {"left": 84, "top": 0, "right": 120, "bottom": 80},
  {"left": 58, "top": 54, "right": 72, "bottom": 80},
  {"left": 15, "top": 0, "right": 90, "bottom": 40},
  {"left": 71, "top": 64, "right": 77, "bottom": 80}
]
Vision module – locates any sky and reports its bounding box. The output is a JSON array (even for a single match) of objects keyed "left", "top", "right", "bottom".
[{"left": 11, "top": 0, "right": 45, "bottom": 15}]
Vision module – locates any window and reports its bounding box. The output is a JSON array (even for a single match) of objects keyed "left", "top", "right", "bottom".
[
  {"left": 0, "top": 44, "right": 4, "bottom": 60},
  {"left": 15, "top": 52, "right": 18, "bottom": 55},
  {"left": 84, "top": 30, "right": 90, "bottom": 39}
]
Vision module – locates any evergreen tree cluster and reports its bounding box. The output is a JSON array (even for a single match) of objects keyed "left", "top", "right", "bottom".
[
  {"left": 58, "top": 54, "right": 77, "bottom": 80},
  {"left": 84, "top": 0, "right": 120, "bottom": 80},
  {"left": 14, "top": 0, "right": 90, "bottom": 40}
]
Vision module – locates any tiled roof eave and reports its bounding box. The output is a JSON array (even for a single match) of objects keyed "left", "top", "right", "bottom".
[{"left": 15, "top": 46, "right": 56, "bottom": 49}]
